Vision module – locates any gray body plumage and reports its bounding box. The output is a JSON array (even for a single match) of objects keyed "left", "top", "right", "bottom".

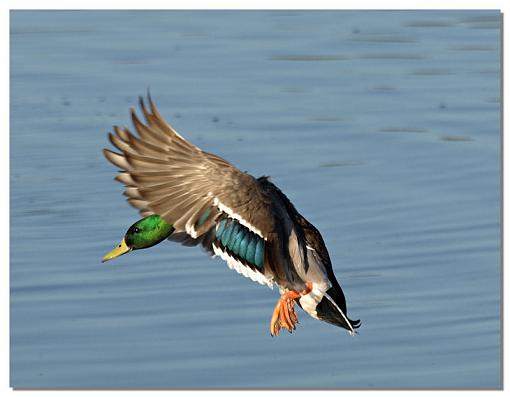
[{"left": 104, "top": 95, "right": 360, "bottom": 334}]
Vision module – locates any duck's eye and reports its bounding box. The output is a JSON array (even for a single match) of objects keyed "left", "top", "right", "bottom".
[{"left": 134, "top": 227, "right": 140, "bottom": 233}]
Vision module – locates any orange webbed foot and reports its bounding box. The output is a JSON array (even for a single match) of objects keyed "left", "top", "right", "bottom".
[{"left": 269, "top": 283, "right": 313, "bottom": 337}]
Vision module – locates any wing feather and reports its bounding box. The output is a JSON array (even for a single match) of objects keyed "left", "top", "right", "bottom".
[
  {"left": 113, "top": 126, "right": 131, "bottom": 142},
  {"left": 103, "top": 149, "right": 132, "bottom": 170},
  {"left": 115, "top": 172, "right": 136, "bottom": 186},
  {"left": 104, "top": 94, "right": 276, "bottom": 242}
]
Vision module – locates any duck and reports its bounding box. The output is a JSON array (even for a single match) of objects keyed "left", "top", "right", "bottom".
[{"left": 102, "top": 94, "right": 360, "bottom": 337}]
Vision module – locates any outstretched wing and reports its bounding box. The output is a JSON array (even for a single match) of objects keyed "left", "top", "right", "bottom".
[{"left": 103, "top": 95, "right": 278, "bottom": 286}]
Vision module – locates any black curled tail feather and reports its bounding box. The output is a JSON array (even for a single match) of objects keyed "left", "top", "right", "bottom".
[{"left": 316, "top": 285, "right": 361, "bottom": 333}]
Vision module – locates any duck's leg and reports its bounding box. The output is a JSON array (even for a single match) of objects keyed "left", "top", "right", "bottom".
[{"left": 270, "top": 282, "right": 313, "bottom": 337}]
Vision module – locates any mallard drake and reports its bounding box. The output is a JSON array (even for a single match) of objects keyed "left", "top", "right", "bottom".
[{"left": 102, "top": 95, "right": 360, "bottom": 336}]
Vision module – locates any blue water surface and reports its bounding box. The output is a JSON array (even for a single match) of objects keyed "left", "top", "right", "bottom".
[{"left": 10, "top": 10, "right": 501, "bottom": 388}]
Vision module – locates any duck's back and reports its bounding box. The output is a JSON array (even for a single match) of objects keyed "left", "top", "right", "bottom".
[{"left": 257, "top": 177, "right": 360, "bottom": 331}]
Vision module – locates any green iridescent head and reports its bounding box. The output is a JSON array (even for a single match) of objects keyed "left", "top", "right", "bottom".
[{"left": 102, "top": 214, "right": 174, "bottom": 262}]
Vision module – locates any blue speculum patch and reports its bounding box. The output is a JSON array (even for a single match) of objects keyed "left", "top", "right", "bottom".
[
  {"left": 216, "top": 219, "right": 227, "bottom": 238},
  {"left": 197, "top": 207, "right": 212, "bottom": 227},
  {"left": 215, "top": 218, "right": 264, "bottom": 270}
]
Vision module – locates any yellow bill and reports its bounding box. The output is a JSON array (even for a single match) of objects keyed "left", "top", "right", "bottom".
[{"left": 102, "top": 238, "right": 131, "bottom": 262}]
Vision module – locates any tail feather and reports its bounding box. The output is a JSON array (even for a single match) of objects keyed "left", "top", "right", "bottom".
[
  {"left": 316, "top": 286, "right": 361, "bottom": 334},
  {"left": 322, "top": 292, "right": 361, "bottom": 333}
]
